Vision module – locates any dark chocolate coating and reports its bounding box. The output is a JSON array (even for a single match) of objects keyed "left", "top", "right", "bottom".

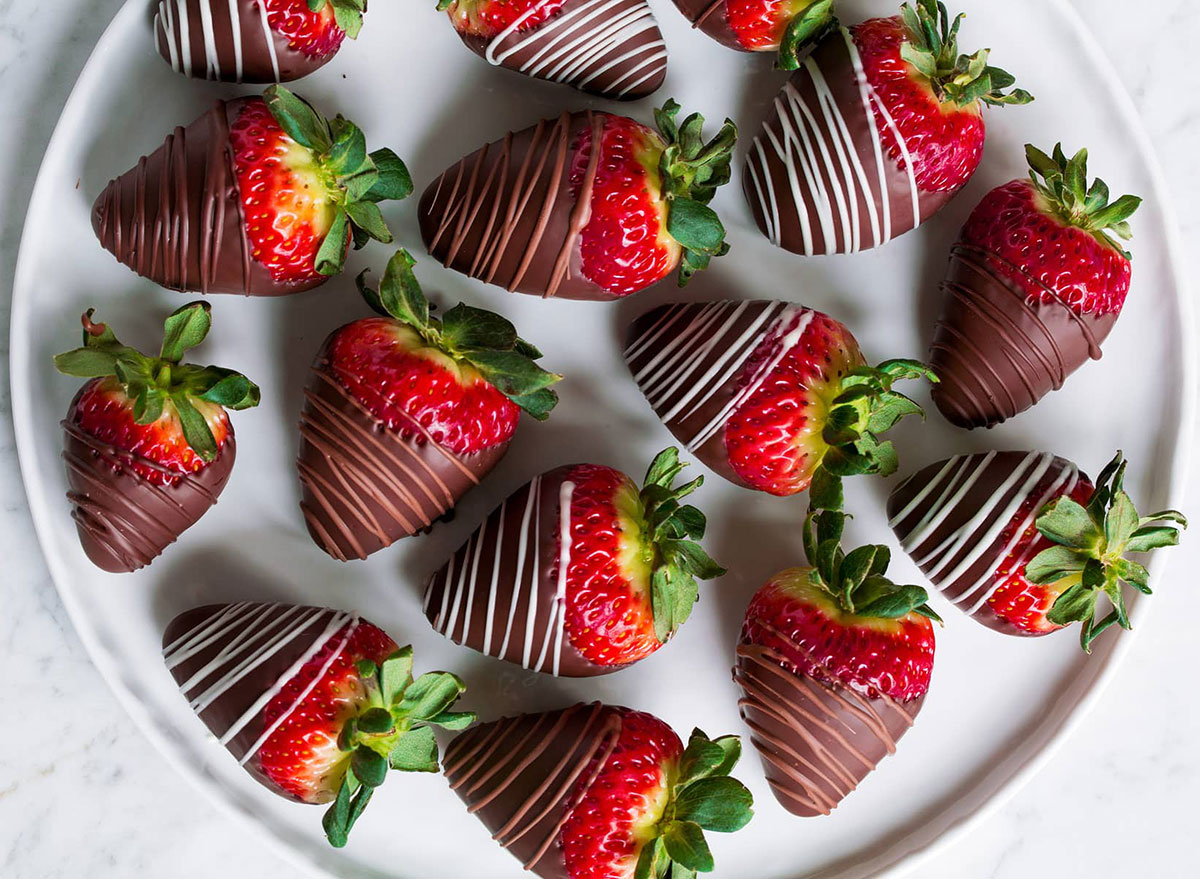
[
  {"left": 61, "top": 391, "right": 234, "bottom": 574},
  {"left": 92, "top": 99, "right": 326, "bottom": 297},
  {"left": 887, "top": 450, "right": 1087, "bottom": 634},
  {"left": 453, "top": 0, "right": 667, "bottom": 100},
  {"left": 671, "top": 0, "right": 745, "bottom": 51},
  {"left": 742, "top": 25, "right": 957, "bottom": 256},
  {"left": 929, "top": 245, "right": 1118, "bottom": 429},
  {"left": 422, "top": 466, "right": 617, "bottom": 677},
  {"left": 734, "top": 642, "right": 923, "bottom": 817},
  {"left": 419, "top": 111, "right": 618, "bottom": 301},
  {"left": 153, "top": 0, "right": 338, "bottom": 84},
  {"left": 162, "top": 602, "right": 376, "bottom": 800},
  {"left": 297, "top": 332, "right": 509, "bottom": 561},
  {"left": 442, "top": 702, "right": 624, "bottom": 879}
]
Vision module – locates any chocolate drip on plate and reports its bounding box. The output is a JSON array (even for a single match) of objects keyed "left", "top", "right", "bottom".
[
  {"left": 297, "top": 340, "right": 508, "bottom": 561},
  {"left": 62, "top": 409, "right": 234, "bottom": 574},
  {"left": 887, "top": 450, "right": 1085, "bottom": 634},
  {"left": 92, "top": 98, "right": 324, "bottom": 297},
  {"left": 423, "top": 466, "right": 612, "bottom": 677},
  {"left": 162, "top": 602, "right": 367, "bottom": 798},
  {"left": 734, "top": 641, "right": 921, "bottom": 817},
  {"left": 154, "top": 0, "right": 333, "bottom": 83},
  {"left": 442, "top": 702, "right": 624, "bottom": 879},
  {"left": 455, "top": 0, "right": 667, "bottom": 100},
  {"left": 742, "top": 26, "right": 955, "bottom": 256},
  {"left": 419, "top": 111, "right": 615, "bottom": 301},
  {"left": 929, "top": 245, "right": 1118, "bottom": 429}
]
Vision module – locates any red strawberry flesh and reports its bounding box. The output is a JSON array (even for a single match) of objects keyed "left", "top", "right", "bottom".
[
  {"left": 726, "top": 0, "right": 815, "bottom": 51},
  {"left": 265, "top": 0, "right": 348, "bottom": 58},
  {"left": 446, "top": 0, "right": 566, "bottom": 38}
]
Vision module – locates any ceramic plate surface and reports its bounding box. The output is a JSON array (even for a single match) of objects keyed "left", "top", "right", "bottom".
[{"left": 11, "top": 1, "right": 1193, "bottom": 877}]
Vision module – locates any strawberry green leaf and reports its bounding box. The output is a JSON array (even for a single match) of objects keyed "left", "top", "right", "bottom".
[
  {"left": 54, "top": 348, "right": 125, "bottom": 377},
  {"left": 196, "top": 373, "right": 260, "bottom": 410},
  {"left": 379, "top": 648, "right": 414, "bottom": 705},
  {"left": 1025, "top": 143, "right": 1141, "bottom": 256},
  {"left": 645, "top": 447, "right": 687, "bottom": 489},
  {"left": 1025, "top": 545, "right": 1087, "bottom": 584},
  {"left": 322, "top": 773, "right": 356, "bottom": 848},
  {"left": 664, "top": 539, "right": 726, "bottom": 579},
  {"left": 329, "top": 116, "right": 368, "bottom": 177},
  {"left": 777, "top": 0, "right": 837, "bottom": 70},
  {"left": 365, "top": 149, "right": 414, "bottom": 203},
  {"left": 673, "top": 777, "right": 754, "bottom": 833},
  {"left": 344, "top": 200, "right": 393, "bottom": 246},
  {"left": 650, "top": 568, "right": 679, "bottom": 644},
  {"left": 1047, "top": 581, "right": 1098, "bottom": 626},
  {"left": 315, "top": 210, "right": 350, "bottom": 276},
  {"left": 424, "top": 710, "right": 476, "bottom": 730},
  {"left": 351, "top": 747, "right": 387, "bottom": 788},
  {"left": 374, "top": 249, "right": 429, "bottom": 328},
  {"left": 634, "top": 838, "right": 663, "bottom": 879},
  {"left": 171, "top": 393, "right": 218, "bottom": 463},
  {"left": 133, "top": 388, "right": 164, "bottom": 425},
  {"left": 854, "top": 583, "right": 930, "bottom": 619},
  {"left": 398, "top": 671, "right": 467, "bottom": 722},
  {"left": 441, "top": 304, "right": 519, "bottom": 352},
  {"left": 387, "top": 726, "right": 440, "bottom": 773},
  {"left": 1036, "top": 497, "right": 1102, "bottom": 550},
  {"left": 508, "top": 388, "right": 559, "bottom": 421},
  {"left": 678, "top": 734, "right": 726, "bottom": 782},
  {"left": 1125, "top": 526, "right": 1183, "bottom": 553},
  {"left": 159, "top": 302, "right": 212, "bottom": 362},
  {"left": 673, "top": 505, "right": 707, "bottom": 540},
  {"left": 264, "top": 85, "right": 332, "bottom": 153},
  {"left": 1104, "top": 490, "right": 1139, "bottom": 550},
  {"left": 663, "top": 821, "right": 714, "bottom": 873}
]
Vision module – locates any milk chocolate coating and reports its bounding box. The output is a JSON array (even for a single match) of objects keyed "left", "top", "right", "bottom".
[
  {"left": 887, "top": 450, "right": 1087, "bottom": 635},
  {"left": 454, "top": 0, "right": 667, "bottom": 100},
  {"left": 154, "top": 0, "right": 337, "bottom": 83},
  {"left": 671, "top": 0, "right": 745, "bottom": 51},
  {"left": 92, "top": 98, "right": 326, "bottom": 297},
  {"left": 419, "top": 111, "right": 618, "bottom": 301},
  {"left": 929, "top": 245, "right": 1118, "bottom": 429},
  {"left": 61, "top": 393, "right": 234, "bottom": 574},
  {"left": 734, "top": 643, "right": 923, "bottom": 817},
  {"left": 297, "top": 334, "right": 509, "bottom": 561},
  {"left": 442, "top": 702, "right": 624, "bottom": 879},
  {"left": 162, "top": 602, "right": 376, "bottom": 799},
  {"left": 742, "top": 25, "right": 958, "bottom": 256},
  {"left": 422, "top": 466, "right": 617, "bottom": 677}
]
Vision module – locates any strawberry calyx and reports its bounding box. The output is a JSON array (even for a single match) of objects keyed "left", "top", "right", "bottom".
[
  {"left": 1025, "top": 143, "right": 1143, "bottom": 260},
  {"left": 652, "top": 101, "right": 739, "bottom": 285},
  {"left": 817, "top": 359, "right": 937, "bottom": 481},
  {"left": 777, "top": 0, "right": 838, "bottom": 70},
  {"left": 323, "top": 646, "right": 475, "bottom": 848},
  {"left": 54, "top": 303, "right": 259, "bottom": 462},
  {"left": 1025, "top": 452, "right": 1186, "bottom": 653},
  {"left": 632, "top": 729, "right": 754, "bottom": 878},
  {"left": 897, "top": 0, "right": 1032, "bottom": 109},
  {"left": 357, "top": 250, "right": 562, "bottom": 419},
  {"left": 263, "top": 85, "right": 412, "bottom": 277},
  {"left": 309, "top": 0, "right": 367, "bottom": 39},
  {"left": 637, "top": 448, "right": 727, "bottom": 643}
]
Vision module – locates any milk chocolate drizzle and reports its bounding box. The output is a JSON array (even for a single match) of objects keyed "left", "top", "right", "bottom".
[{"left": 930, "top": 245, "right": 1117, "bottom": 429}]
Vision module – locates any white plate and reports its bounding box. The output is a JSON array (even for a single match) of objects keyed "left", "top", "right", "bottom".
[{"left": 11, "top": 1, "right": 1194, "bottom": 877}]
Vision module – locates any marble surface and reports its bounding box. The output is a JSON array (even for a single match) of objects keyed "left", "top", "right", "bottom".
[{"left": 0, "top": 1, "right": 1196, "bottom": 876}]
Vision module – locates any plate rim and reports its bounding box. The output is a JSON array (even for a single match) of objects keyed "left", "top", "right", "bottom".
[{"left": 9, "top": 2, "right": 1195, "bottom": 878}]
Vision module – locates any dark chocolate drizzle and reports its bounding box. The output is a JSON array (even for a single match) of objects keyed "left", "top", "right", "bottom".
[
  {"left": 419, "top": 111, "right": 615, "bottom": 301},
  {"left": 442, "top": 702, "right": 624, "bottom": 879},
  {"left": 929, "top": 244, "right": 1118, "bottom": 429}
]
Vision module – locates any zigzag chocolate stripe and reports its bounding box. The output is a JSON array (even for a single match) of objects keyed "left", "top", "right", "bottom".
[
  {"left": 442, "top": 703, "right": 623, "bottom": 878},
  {"left": 419, "top": 111, "right": 612, "bottom": 301},
  {"left": 470, "top": 0, "right": 668, "bottom": 100},
  {"left": 929, "top": 245, "right": 1118, "bottom": 429},
  {"left": 297, "top": 363, "right": 507, "bottom": 561},
  {"left": 162, "top": 602, "right": 365, "bottom": 796},
  {"left": 61, "top": 420, "right": 234, "bottom": 573},
  {"left": 742, "top": 26, "right": 953, "bottom": 256},
  {"left": 422, "top": 469, "right": 605, "bottom": 677},
  {"left": 734, "top": 636, "right": 921, "bottom": 816},
  {"left": 156, "top": 0, "right": 296, "bottom": 83},
  {"left": 887, "top": 451, "right": 1083, "bottom": 633}
]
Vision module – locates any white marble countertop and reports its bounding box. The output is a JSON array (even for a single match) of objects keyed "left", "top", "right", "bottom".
[{"left": 1, "top": 1, "right": 1196, "bottom": 876}]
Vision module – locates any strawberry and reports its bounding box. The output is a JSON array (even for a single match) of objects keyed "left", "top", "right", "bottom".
[
  {"left": 54, "top": 303, "right": 259, "bottom": 573},
  {"left": 930, "top": 145, "right": 1143, "bottom": 428},
  {"left": 736, "top": 500, "right": 939, "bottom": 816},
  {"left": 442, "top": 0, "right": 565, "bottom": 37},
  {"left": 93, "top": 85, "right": 410, "bottom": 297},
  {"left": 889, "top": 451, "right": 1187, "bottom": 651},
  {"left": 443, "top": 702, "right": 754, "bottom": 879},
  {"left": 743, "top": 1, "right": 1030, "bottom": 256},
  {"left": 424, "top": 448, "right": 725, "bottom": 676},
  {"left": 298, "top": 250, "right": 561, "bottom": 561},
  {"left": 155, "top": 0, "right": 366, "bottom": 83},
  {"left": 420, "top": 101, "right": 737, "bottom": 301},
  {"left": 162, "top": 602, "right": 474, "bottom": 848},
  {"left": 625, "top": 301, "right": 936, "bottom": 498}
]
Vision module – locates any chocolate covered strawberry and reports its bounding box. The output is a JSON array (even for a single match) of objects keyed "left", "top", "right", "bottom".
[
  {"left": 54, "top": 303, "right": 258, "bottom": 573},
  {"left": 744, "top": 0, "right": 1031, "bottom": 255},
  {"left": 625, "top": 300, "right": 935, "bottom": 497},
  {"left": 298, "top": 249, "right": 560, "bottom": 561},
  {"left": 420, "top": 100, "right": 736, "bottom": 301},
  {"left": 439, "top": 0, "right": 668, "bottom": 99},
  {"left": 94, "top": 85, "right": 410, "bottom": 297},
  {"left": 155, "top": 0, "right": 366, "bottom": 83},
  {"left": 673, "top": 0, "right": 835, "bottom": 58},
  {"left": 163, "top": 602, "right": 474, "bottom": 846},
  {"left": 423, "top": 447, "right": 724, "bottom": 675},
  {"left": 889, "top": 451, "right": 1186, "bottom": 650},
  {"left": 929, "top": 145, "right": 1142, "bottom": 428},
  {"left": 736, "top": 500, "right": 938, "bottom": 816},
  {"left": 444, "top": 702, "right": 753, "bottom": 878}
]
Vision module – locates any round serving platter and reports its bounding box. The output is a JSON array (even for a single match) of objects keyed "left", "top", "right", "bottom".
[{"left": 11, "top": 1, "right": 1193, "bottom": 877}]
